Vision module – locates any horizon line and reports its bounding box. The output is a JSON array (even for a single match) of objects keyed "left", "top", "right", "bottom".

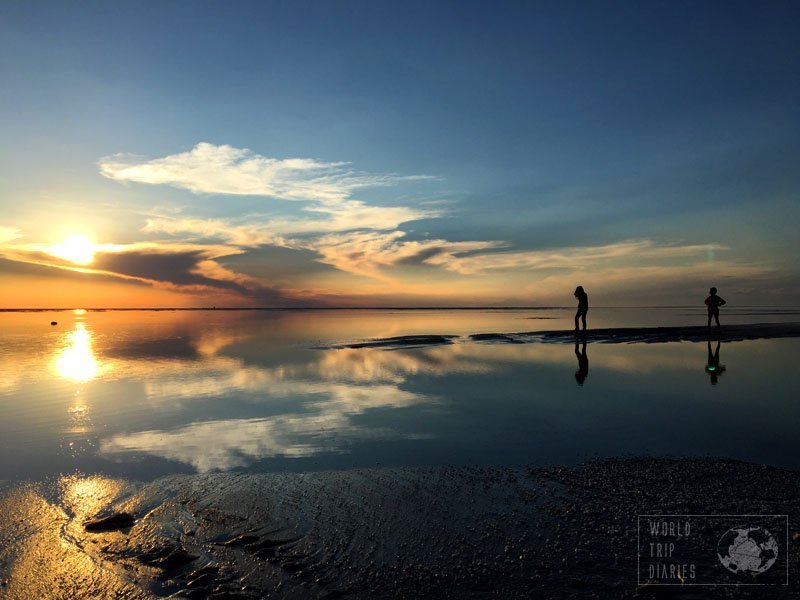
[{"left": 2, "top": 305, "right": 800, "bottom": 312}]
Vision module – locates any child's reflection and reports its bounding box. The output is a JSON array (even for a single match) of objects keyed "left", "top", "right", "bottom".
[
  {"left": 705, "top": 340, "right": 726, "bottom": 385},
  {"left": 575, "top": 340, "right": 589, "bottom": 386}
]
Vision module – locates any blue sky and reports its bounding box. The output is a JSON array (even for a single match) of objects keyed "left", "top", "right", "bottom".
[{"left": 1, "top": 1, "right": 798, "bottom": 307}]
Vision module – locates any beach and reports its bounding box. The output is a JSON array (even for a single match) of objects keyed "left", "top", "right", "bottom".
[{"left": 1, "top": 457, "right": 798, "bottom": 598}]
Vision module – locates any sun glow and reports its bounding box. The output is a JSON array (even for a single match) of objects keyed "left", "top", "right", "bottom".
[{"left": 48, "top": 235, "right": 95, "bottom": 265}]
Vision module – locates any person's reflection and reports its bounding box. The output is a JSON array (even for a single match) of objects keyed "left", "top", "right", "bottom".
[
  {"left": 575, "top": 340, "right": 589, "bottom": 386},
  {"left": 705, "top": 340, "right": 726, "bottom": 385}
]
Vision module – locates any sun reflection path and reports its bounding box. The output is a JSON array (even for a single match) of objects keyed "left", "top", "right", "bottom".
[{"left": 54, "top": 322, "right": 102, "bottom": 383}]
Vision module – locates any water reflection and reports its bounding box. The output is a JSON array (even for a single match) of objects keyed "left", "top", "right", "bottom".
[
  {"left": 2, "top": 310, "right": 799, "bottom": 479},
  {"left": 101, "top": 379, "right": 431, "bottom": 472},
  {"left": 705, "top": 340, "right": 727, "bottom": 385},
  {"left": 53, "top": 322, "right": 101, "bottom": 383},
  {"left": 574, "top": 340, "right": 589, "bottom": 386}
]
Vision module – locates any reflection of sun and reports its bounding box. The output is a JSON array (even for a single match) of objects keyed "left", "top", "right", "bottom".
[
  {"left": 60, "top": 474, "right": 126, "bottom": 522},
  {"left": 48, "top": 235, "right": 95, "bottom": 265},
  {"left": 54, "top": 323, "right": 101, "bottom": 382}
]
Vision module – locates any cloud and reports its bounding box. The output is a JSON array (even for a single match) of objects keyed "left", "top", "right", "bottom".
[
  {"left": 142, "top": 217, "right": 276, "bottom": 246},
  {"left": 284, "top": 231, "right": 730, "bottom": 281},
  {"left": 142, "top": 194, "right": 435, "bottom": 240},
  {"left": 103, "top": 142, "right": 444, "bottom": 242},
  {"left": 138, "top": 209, "right": 739, "bottom": 291},
  {"left": 0, "top": 237, "right": 308, "bottom": 306},
  {"left": 306, "top": 230, "right": 504, "bottom": 279},
  {"left": 100, "top": 142, "right": 434, "bottom": 201},
  {"left": 46, "top": 143, "right": 763, "bottom": 305},
  {"left": 0, "top": 227, "right": 22, "bottom": 244},
  {"left": 424, "top": 240, "right": 730, "bottom": 275}
]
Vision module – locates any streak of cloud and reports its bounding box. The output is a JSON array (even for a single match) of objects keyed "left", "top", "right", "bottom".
[
  {"left": 101, "top": 143, "right": 440, "bottom": 234},
  {"left": 99, "top": 142, "right": 432, "bottom": 201}
]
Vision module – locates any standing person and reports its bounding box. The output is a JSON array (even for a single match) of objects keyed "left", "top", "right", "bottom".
[
  {"left": 705, "top": 287, "right": 726, "bottom": 330},
  {"left": 574, "top": 286, "right": 588, "bottom": 333}
]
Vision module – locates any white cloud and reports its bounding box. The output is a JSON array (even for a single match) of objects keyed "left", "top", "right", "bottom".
[
  {"left": 425, "top": 240, "right": 730, "bottom": 275},
  {"left": 105, "top": 143, "right": 441, "bottom": 239},
  {"left": 287, "top": 232, "right": 730, "bottom": 280},
  {"left": 99, "top": 142, "right": 434, "bottom": 203},
  {"left": 0, "top": 227, "right": 22, "bottom": 244},
  {"left": 142, "top": 217, "right": 277, "bottom": 246},
  {"left": 138, "top": 210, "right": 733, "bottom": 285},
  {"left": 95, "top": 143, "right": 742, "bottom": 300},
  {"left": 306, "top": 230, "right": 504, "bottom": 278}
]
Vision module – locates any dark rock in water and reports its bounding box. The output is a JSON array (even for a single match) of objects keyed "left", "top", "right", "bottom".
[
  {"left": 469, "top": 333, "right": 522, "bottom": 344},
  {"left": 84, "top": 512, "right": 136, "bottom": 532},
  {"left": 50, "top": 321, "right": 58, "bottom": 326},
  {"left": 335, "top": 334, "right": 458, "bottom": 349}
]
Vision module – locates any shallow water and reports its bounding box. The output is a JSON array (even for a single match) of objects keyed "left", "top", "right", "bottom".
[{"left": 1, "top": 308, "right": 799, "bottom": 481}]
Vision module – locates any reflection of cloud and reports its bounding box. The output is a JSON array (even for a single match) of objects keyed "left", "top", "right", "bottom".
[
  {"left": 138, "top": 344, "right": 496, "bottom": 403},
  {"left": 98, "top": 336, "right": 702, "bottom": 472},
  {"left": 101, "top": 382, "right": 428, "bottom": 472}
]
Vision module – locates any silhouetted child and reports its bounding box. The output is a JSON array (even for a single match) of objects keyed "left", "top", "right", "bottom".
[
  {"left": 574, "top": 286, "right": 588, "bottom": 333},
  {"left": 705, "top": 287, "right": 726, "bottom": 330}
]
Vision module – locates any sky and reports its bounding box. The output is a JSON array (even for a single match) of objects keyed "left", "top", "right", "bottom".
[{"left": 1, "top": 0, "right": 798, "bottom": 308}]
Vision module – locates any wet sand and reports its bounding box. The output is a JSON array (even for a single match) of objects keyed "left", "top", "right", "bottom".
[
  {"left": 1, "top": 457, "right": 798, "bottom": 599},
  {"left": 327, "top": 322, "right": 800, "bottom": 349}
]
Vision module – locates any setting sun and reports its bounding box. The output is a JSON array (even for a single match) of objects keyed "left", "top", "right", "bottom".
[{"left": 48, "top": 235, "right": 95, "bottom": 265}]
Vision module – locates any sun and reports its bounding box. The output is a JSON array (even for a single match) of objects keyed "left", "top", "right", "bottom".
[{"left": 48, "top": 235, "right": 96, "bottom": 265}]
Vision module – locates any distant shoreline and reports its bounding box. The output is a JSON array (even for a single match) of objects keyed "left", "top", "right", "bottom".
[{"left": 2, "top": 305, "right": 800, "bottom": 312}]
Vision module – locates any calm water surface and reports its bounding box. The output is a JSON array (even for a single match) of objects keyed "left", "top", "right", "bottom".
[{"left": 1, "top": 308, "right": 799, "bottom": 481}]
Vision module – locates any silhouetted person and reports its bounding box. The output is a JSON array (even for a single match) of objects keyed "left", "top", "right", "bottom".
[
  {"left": 574, "top": 286, "right": 588, "bottom": 333},
  {"left": 574, "top": 340, "right": 589, "bottom": 385},
  {"left": 705, "top": 340, "right": 726, "bottom": 385},
  {"left": 705, "top": 287, "right": 726, "bottom": 330}
]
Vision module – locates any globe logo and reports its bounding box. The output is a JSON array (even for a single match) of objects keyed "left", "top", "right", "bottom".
[{"left": 717, "top": 526, "right": 778, "bottom": 575}]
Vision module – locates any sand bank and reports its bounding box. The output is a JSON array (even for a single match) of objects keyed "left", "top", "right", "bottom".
[
  {"left": 1, "top": 458, "right": 798, "bottom": 598},
  {"left": 326, "top": 322, "right": 800, "bottom": 349}
]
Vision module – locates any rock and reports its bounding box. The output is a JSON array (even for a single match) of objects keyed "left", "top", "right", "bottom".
[
  {"left": 156, "top": 548, "right": 199, "bottom": 568},
  {"left": 469, "top": 333, "right": 522, "bottom": 344},
  {"left": 331, "top": 335, "right": 458, "bottom": 349},
  {"left": 84, "top": 512, "right": 136, "bottom": 532}
]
